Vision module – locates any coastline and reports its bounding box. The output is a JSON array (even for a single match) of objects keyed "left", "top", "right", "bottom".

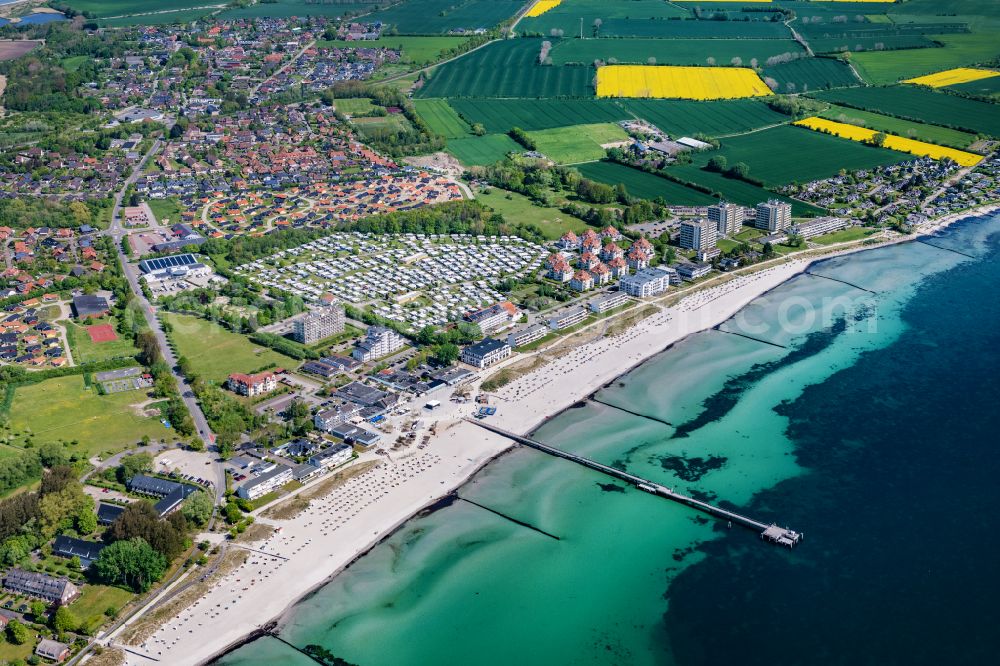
[{"left": 120, "top": 203, "right": 998, "bottom": 666}]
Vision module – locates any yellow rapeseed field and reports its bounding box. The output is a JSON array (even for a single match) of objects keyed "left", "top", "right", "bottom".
[
  {"left": 902, "top": 67, "right": 1000, "bottom": 88},
  {"left": 793, "top": 117, "right": 983, "bottom": 167},
  {"left": 525, "top": 0, "right": 562, "bottom": 17},
  {"left": 595, "top": 65, "right": 772, "bottom": 100}
]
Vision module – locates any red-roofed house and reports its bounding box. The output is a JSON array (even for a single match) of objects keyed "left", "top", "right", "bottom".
[{"left": 227, "top": 371, "right": 277, "bottom": 397}]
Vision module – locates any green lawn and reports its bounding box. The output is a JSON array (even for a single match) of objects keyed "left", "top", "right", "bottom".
[
  {"left": 7, "top": 375, "right": 166, "bottom": 454},
  {"left": 351, "top": 114, "right": 413, "bottom": 138},
  {"left": 0, "top": 630, "right": 37, "bottom": 663},
  {"left": 62, "top": 55, "right": 90, "bottom": 72},
  {"left": 71, "top": 584, "right": 136, "bottom": 634},
  {"left": 817, "top": 104, "right": 979, "bottom": 149},
  {"left": 161, "top": 313, "right": 297, "bottom": 383},
  {"left": 476, "top": 188, "right": 592, "bottom": 240},
  {"left": 528, "top": 123, "right": 629, "bottom": 164},
  {"left": 333, "top": 98, "right": 376, "bottom": 116},
  {"left": 62, "top": 319, "right": 140, "bottom": 365},
  {"left": 813, "top": 227, "right": 880, "bottom": 245},
  {"left": 146, "top": 197, "right": 184, "bottom": 226},
  {"left": 317, "top": 36, "right": 469, "bottom": 65}
]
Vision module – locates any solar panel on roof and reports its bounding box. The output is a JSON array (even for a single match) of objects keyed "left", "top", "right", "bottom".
[{"left": 139, "top": 253, "right": 198, "bottom": 273}]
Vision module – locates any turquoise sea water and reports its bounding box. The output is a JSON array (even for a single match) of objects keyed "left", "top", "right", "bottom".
[{"left": 217, "top": 213, "right": 1000, "bottom": 666}]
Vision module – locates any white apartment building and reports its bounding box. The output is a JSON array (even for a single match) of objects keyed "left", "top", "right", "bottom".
[
  {"left": 237, "top": 464, "right": 293, "bottom": 500},
  {"left": 708, "top": 201, "right": 745, "bottom": 236},
  {"left": 548, "top": 306, "right": 588, "bottom": 331},
  {"left": 620, "top": 268, "right": 671, "bottom": 298},
  {"left": 461, "top": 338, "right": 512, "bottom": 369},
  {"left": 308, "top": 443, "right": 354, "bottom": 470},
  {"left": 293, "top": 305, "right": 346, "bottom": 344},
  {"left": 507, "top": 323, "right": 548, "bottom": 348},
  {"left": 352, "top": 326, "right": 406, "bottom": 362},
  {"left": 679, "top": 218, "right": 719, "bottom": 251},
  {"left": 588, "top": 291, "right": 631, "bottom": 313},
  {"left": 755, "top": 200, "right": 792, "bottom": 232},
  {"left": 789, "top": 217, "right": 850, "bottom": 239}
]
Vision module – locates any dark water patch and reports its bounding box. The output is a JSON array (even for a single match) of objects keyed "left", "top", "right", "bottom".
[
  {"left": 654, "top": 453, "right": 726, "bottom": 482},
  {"left": 663, "top": 220, "right": 1000, "bottom": 666},
  {"left": 672, "top": 316, "right": 851, "bottom": 439},
  {"left": 597, "top": 482, "right": 626, "bottom": 493}
]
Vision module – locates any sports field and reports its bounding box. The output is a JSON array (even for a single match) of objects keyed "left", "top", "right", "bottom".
[
  {"left": 575, "top": 161, "right": 717, "bottom": 206},
  {"left": 417, "top": 40, "right": 592, "bottom": 98},
  {"left": 413, "top": 99, "right": 470, "bottom": 138},
  {"left": 902, "top": 67, "right": 1000, "bottom": 88},
  {"left": 793, "top": 117, "right": 983, "bottom": 166},
  {"left": 549, "top": 38, "right": 804, "bottom": 67},
  {"left": 810, "top": 86, "right": 1000, "bottom": 137},
  {"left": 528, "top": 123, "right": 629, "bottom": 164},
  {"left": 63, "top": 319, "right": 140, "bottom": 365},
  {"left": 596, "top": 65, "right": 772, "bottom": 99},
  {"left": 817, "top": 104, "right": 978, "bottom": 149},
  {"left": 8, "top": 375, "right": 165, "bottom": 455},
  {"left": 622, "top": 99, "right": 787, "bottom": 137},
  {"left": 446, "top": 134, "right": 521, "bottom": 166},
  {"left": 317, "top": 37, "right": 470, "bottom": 66},
  {"left": 364, "top": 0, "right": 522, "bottom": 35},
  {"left": 691, "top": 124, "right": 909, "bottom": 186},
  {"left": 447, "top": 98, "right": 629, "bottom": 133},
  {"left": 761, "top": 57, "right": 860, "bottom": 93},
  {"left": 161, "top": 313, "right": 296, "bottom": 383}
]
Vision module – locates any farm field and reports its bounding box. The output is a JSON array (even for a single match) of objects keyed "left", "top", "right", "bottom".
[
  {"left": 622, "top": 98, "right": 787, "bottom": 137},
  {"left": 574, "top": 161, "right": 717, "bottom": 206},
  {"left": 161, "top": 312, "right": 295, "bottom": 383},
  {"left": 7, "top": 375, "right": 166, "bottom": 455},
  {"left": 761, "top": 57, "right": 860, "bottom": 93},
  {"left": 219, "top": 0, "right": 380, "bottom": 20},
  {"left": 413, "top": 99, "right": 470, "bottom": 138},
  {"left": 364, "top": 0, "right": 521, "bottom": 35},
  {"left": 806, "top": 35, "right": 937, "bottom": 54},
  {"left": 817, "top": 104, "right": 978, "bottom": 149},
  {"left": 517, "top": 0, "right": 688, "bottom": 37},
  {"left": 62, "top": 319, "right": 141, "bottom": 365},
  {"left": 902, "top": 66, "right": 999, "bottom": 88},
  {"left": 810, "top": 86, "right": 1000, "bottom": 137},
  {"left": 524, "top": 0, "right": 561, "bottom": 18},
  {"left": 316, "top": 36, "right": 470, "bottom": 65},
  {"left": 665, "top": 163, "right": 824, "bottom": 217},
  {"left": 64, "top": 0, "right": 213, "bottom": 17},
  {"left": 475, "top": 187, "right": 592, "bottom": 240},
  {"left": 688, "top": 124, "right": 909, "bottom": 186},
  {"left": 447, "top": 98, "right": 629, "bottom": 133},
  {"left": 0, "top": 40, "right": 41, "bottom": 61},
  {"left": 851, "top": 32, "right": 1000, "bottom": 84},
  {"left": 528, "top": 123, "right": 628, "bottom": 164},
  {"left": 549, "top": 38, "right": 804, "bottom": 67},
  {"left": 446, "top": 133, "right": 521, "bottom": 166},
  {"left": 97, "top": 8, "right": 222, "bottom": 27},
  {"left": 417, "top": 39, "right": 592, "bottom": 98},
  {"left": 793, "top": 117, "right": 984, "bottom": 166},
  {"left": 595, "top": 65, "right": 771, "bottom": 99},
  {"left": 948, "top": 75, "right": 1000, "bottom": 99}
]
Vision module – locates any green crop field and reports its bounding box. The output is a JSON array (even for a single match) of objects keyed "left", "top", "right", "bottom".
[
  {"left": 219, "top": 0, "right": 379, "bottom": 20},
  {"left": 364, "top": 0, "right": 521, "bottom": 35},
  {"left": 476, "top": 188, "right": 592, "bottom": 240},
  {"left": 574, "top": 161, "right": 717, "bottom": 206},
  {"left": 818, "top": 104, "right": 979, "bottom": 149},
  {"left": 97, "top": 8, "right": 221, "bottom": 26},
  {"left": 689, "top": 124, "right": 909, "bottom": 186},
  {"left": 66, "top": 0, "right": 213, "bottom": 17},
  {"left": 851, "top": 32, "right": 1000, "bottom": 84},
  {"left": 807, "top": 35, "right": 938, "bottom": 54},
  {"left": 948, "top": 76, "right": 1000, "bottom": 100},
  {"left": 8, "top": 375, "right": 167, "bottom": 454},
  {"left": 446, "top": 134, "right": 521, "bottom": 166},
  {"left": 762, "top": 57, "right": 860, "bottom": 93},
  {"left": 413, "top": 99, "right": 470, "bottom": 138},
  {"left": 622, "top": 99, "right": 788, "bottom": 137},
  {"left": 162, "top": 313, "right": 296, "bottom": 383},
  {"left": 352, "top": 114, "right": 413, "bottom": 138},
  {"left": 447, "top": 98, "right": 630, "bottom": 133},
  {"left": 549, "top": 38, "right": 804, "bottom": 67},
  {"left": 665, "top": 163, "right": 825, "bottom": 217},
  {"left": 417, "top": 39, "right": 592, "bottom": 98},
  {"left": 810, "top": 86, "right": 1000, "bottom": 137},
  {"left": 528, "top": 123, "right": 629, "bottom": 164},
  {"left": 518, "top": 0, "right": 688, "bottom": 37},
  {"left": 317, "top": 36, "right": 469, "bottom": 65}
]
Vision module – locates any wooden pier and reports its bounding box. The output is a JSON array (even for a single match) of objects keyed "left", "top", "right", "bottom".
[{"left": 466, "top": 419, "right": 803, "bottom": 548}]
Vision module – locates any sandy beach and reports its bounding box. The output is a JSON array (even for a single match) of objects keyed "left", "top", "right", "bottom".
[{"left": 112, "top": 204, "right": 997, "bottom": 666}]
